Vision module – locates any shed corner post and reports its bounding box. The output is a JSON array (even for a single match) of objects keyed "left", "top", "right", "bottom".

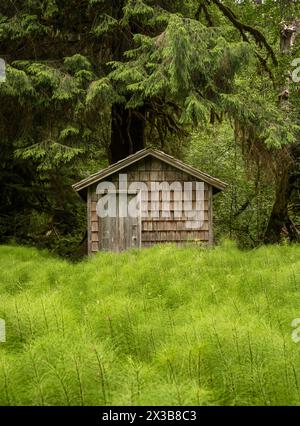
[
  {"left": 208, "top": 186, "right": 214, "bottom": 246},
  {"left": 87, "top": 186, "right": 92, "bottom": 255}
]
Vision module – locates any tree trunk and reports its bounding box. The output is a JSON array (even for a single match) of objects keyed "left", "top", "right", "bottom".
[
  {"left": 263, "top": 18, "right": 300, "bottom": 243},
  {"left": 280, "top": 20, "right": 300, "bottom": 54},
  {"left": 109, "top": 104, "right": 146, "bottom": 164},
  {"left": 264, "top": 165, "right": 296, "bottom": 243}
]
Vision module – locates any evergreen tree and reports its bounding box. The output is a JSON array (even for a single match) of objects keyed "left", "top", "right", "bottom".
[{"left": 0, "top": 0, "right": 299, "bottom": 252}]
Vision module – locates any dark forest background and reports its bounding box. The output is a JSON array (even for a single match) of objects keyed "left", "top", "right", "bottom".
[{"left": 1, "top": 0, "right": 300, "bottom": 257}]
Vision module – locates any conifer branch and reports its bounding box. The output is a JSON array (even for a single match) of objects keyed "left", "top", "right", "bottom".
[{"left": 209, "top": 0, "right": 278, "bottom": 66}]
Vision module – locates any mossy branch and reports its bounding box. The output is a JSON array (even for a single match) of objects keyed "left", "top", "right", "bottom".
[{"left": 209, "top": 0, "right": 278, "bottom": 66}]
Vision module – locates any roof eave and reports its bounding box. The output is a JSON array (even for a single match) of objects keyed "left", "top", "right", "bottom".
[{"left": 72, "top": 148, "right": 227, "bottom": 195}]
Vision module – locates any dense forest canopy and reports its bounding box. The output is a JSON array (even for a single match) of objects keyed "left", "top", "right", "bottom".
[{"left": 1, "top": 0, "right": 300, "bottom": 256}]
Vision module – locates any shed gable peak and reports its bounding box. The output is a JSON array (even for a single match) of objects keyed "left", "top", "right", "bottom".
[{"left": 72, "top": 148, "right": 227, "bottom": 195}]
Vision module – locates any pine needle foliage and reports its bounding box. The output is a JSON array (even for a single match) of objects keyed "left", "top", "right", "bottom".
[{"left": 1, "top": 0, "right": 300, "bottom": 250}]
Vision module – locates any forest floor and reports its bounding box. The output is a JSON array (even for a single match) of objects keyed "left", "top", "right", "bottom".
[{"left": 1, "top": 242, "right": 300, "bottom": 405}]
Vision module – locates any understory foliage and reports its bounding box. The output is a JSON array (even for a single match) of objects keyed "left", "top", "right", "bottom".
[
  {"left": 1, "top": 243, "right": 300, "bottom": 405},
  {"left": 186, "top": 122, "right": 275, "bottom": 247}
]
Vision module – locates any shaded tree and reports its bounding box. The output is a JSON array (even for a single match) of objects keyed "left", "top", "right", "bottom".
[{"left": 0, "top": 0, "right": 298, "bottom": 251}]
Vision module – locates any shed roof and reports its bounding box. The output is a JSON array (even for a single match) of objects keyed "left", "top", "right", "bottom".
[{"left": 72, "top": 148, "right": 227, "bottom": 197}]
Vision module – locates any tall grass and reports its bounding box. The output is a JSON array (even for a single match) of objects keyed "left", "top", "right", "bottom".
[{"left": 1, "top": 241, "right": 300, "bottom": 405}]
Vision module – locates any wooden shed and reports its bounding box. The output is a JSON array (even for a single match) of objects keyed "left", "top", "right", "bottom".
[{"left": 73, "top": 148, "right": 227, "bottom": 254}]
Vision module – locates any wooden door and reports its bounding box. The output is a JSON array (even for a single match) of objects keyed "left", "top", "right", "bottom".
[{"left": 99, "top": 192, "right": 141, "bottom": 251}]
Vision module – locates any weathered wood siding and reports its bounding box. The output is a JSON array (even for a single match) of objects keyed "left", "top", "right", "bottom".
[{"left": 87, "top": 156, "right": 213, "bottom": 252}]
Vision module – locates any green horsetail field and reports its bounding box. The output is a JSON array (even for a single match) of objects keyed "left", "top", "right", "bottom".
[{"left": 1, "top": 242, "right": 300, "bottom": 406}]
